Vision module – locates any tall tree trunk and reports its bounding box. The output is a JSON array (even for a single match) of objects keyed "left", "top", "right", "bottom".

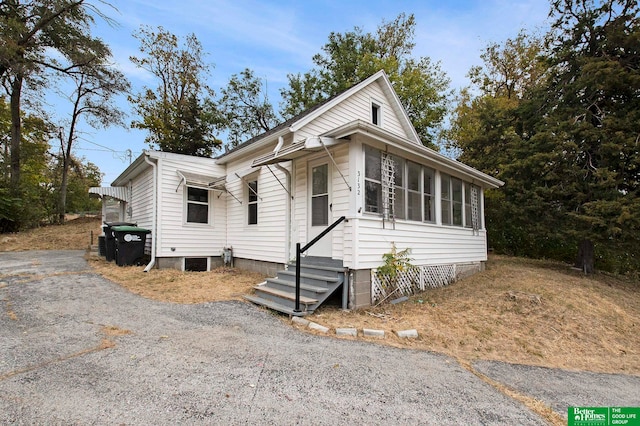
[
  {"left": 59, "top": 155, "right": 70, "bottom": 224},
  {"left": 9, "top": 74, "right": 23, "bottom": 197}
]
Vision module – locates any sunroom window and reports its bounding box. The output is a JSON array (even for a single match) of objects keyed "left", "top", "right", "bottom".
[
  {"left": 423, "top": 168, "right": 435, "bottom": 222},
  {"left": 441, "top": 173, "right": 464, "bottom": 227},
  {"left": 407, "top": 161, "right": 422, "bottom": 221},
  {"left": 365, "top": 146, "right": 436, "bottom": 223},
  {"left": 364, "top": 145, "right": 382, "bottom": 213}
]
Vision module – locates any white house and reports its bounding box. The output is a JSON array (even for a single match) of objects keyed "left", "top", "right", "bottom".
[{"left": 91, "top": 70, "right": 503, "bottom": 314}]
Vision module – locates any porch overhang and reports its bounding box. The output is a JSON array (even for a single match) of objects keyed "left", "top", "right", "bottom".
[{"left": 88, "top": 186, "right": 129, "bottom": 202}]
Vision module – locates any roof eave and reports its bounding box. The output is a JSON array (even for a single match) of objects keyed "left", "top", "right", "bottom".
[
  {"left": 111, "top": 151, "right": 155, "bottom": 186},
  {"left": 325, "top": 121, "right": 504, "bottom": 189},
  {"left": 215, "top": 127, "right": 291, "bottom": 165}
]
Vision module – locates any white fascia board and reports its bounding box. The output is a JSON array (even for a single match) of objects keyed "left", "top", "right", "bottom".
[{"left": 111, "top": 151, "right": 155, "bottom": 186}]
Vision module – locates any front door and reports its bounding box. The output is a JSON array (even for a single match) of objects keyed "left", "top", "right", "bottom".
[{"left": 307, "top": 160, "right": 332, "bottom": 257}]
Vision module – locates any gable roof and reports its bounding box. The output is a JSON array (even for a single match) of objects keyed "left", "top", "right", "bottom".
[{"left": 216, "top": 70, "right": 419, "bottom": 164}]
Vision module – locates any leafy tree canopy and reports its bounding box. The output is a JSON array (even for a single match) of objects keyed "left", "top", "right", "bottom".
[
  {"left": 129, "top": 26, "right": 224, "bottom": 157},
  {"left": 280, "top": 13, "right": 451, "bottom": 149},
  {"left": 219, "top": 68, "right": 279, "bottom": 148},
  {"left": 448, "top": 0, "right": 640, "bottom": 274}
]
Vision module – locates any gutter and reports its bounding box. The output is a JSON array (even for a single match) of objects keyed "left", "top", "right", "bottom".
[{"left": 143, "top": 153, "right": 158, "bottom": 272}]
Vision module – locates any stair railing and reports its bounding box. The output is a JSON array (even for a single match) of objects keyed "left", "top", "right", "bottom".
[{"left": 294, "top": 216, "right": 346, "bottom": 313}]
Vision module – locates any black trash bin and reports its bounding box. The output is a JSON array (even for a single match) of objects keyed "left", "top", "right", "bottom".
[
  {"left": 112, "top": 226, "right": 150, "bottom": 266},
  {"left": 103, "top": 221, "right": 136, "bottom": 262}
]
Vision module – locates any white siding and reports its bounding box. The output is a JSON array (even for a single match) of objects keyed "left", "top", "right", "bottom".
[
  {"left": 225, "top": 146, "right": 290, "bottom": 264},
  {"left": 289, "top": 146, "right": 351, "bottom": 260},
  {"left": 129, "top": 167, "right": 153, "bottom": 229},
  {"left": 352, "top": 217, "right": 488, "bottom": 270},
  {"left": 156, "top": 155, "right": 226, "bottom": 258},
  {"left": 296, "top": 81, "right": 408, "bottom": 141}
]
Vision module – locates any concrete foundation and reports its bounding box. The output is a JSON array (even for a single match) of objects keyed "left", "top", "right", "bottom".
[{"left": 350, "top": 269, "right": 372, "bottom": 309}]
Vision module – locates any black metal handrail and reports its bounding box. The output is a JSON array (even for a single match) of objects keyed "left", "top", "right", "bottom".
[{"left": 294, "top": 216, "right": 346, "bottom": 313}]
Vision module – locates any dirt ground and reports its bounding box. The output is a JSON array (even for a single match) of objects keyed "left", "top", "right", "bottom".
[{"left": 3, "top": 217, "right": 639, "bottom": 380}]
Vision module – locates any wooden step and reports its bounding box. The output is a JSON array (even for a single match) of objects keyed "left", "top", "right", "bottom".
[
  {"left": 244, "top": 295, "right": 308, "bottom": 317},
  {"left": 254, "top": 285, "right": 318, "bottom": 304}
]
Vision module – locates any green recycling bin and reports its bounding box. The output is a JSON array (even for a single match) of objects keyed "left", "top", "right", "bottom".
[{"left": 112, "top": 226, "right": 150, "bottom": 266}]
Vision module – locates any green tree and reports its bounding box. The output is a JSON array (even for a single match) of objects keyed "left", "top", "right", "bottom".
[
  {"left": 280, "top": 13, "right": 450, "bottom": 148},
  {"left": 538, "top": 0, "right": 640, "bottom": 272},
  {"left": 0, "top": 97, "right": 52, "bottom": 230},
  {"left": 449, "top": 0, "right": 640, "bottom": 274},
  {"left": 219, "top": 68, "right": 279, "bottom": 147},
  {"left": 56, "top": 53, "right": 130, "bottom": 223},
  {"left": 129, "top": 26, "right": 223, "bottom": 156},
  {"left": 0, "top": 0, "right": 113, "bottom": 196}
]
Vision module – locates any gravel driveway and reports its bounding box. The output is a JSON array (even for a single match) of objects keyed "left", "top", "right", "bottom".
[{"left": 0, "top": 251, "right": 636, "bottom": 425}]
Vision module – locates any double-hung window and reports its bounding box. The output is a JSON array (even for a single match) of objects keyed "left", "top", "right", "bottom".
[
  {"left": 441, "top": 173, "right": 463, "bottom": 226},
  {"left": 441, "top": 174, "right": 452, "bottom": 225},
  {"left": 423, "top": 168, "right": 435, "bottom": 222},
  {"left": 186, "top": 187, "right": 209, "bottom": 224},
  {"left": 247, "top": 179, "right": 258, "bottom": 225},
  {"left": 406, "top": 161, "right": 422, "bottom": 221},
  {"left": 392, "top": 155, "right": 405, "bottom": 220},
  {"left": 364, "top": 145, "right": 382, "bottom": 213}
]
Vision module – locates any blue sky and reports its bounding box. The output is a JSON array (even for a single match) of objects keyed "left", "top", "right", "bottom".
[{"left": 62, "top": 0, "right": 551, "bottom": 185}]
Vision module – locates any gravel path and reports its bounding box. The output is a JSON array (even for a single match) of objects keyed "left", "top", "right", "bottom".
[
  {"left": 473, "top": 360, "right": 640, "bottom": 419},
  {"left": 0, "top": 250, "right": 633, "bottom": 425}
]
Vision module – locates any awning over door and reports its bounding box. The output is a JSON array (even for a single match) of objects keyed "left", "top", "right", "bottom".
[
  {"left": 89, "top": 186, "right": 129, "bottom": 202},
  {"left": 251, "top": 137, "right": 344, "bottom": 167}
]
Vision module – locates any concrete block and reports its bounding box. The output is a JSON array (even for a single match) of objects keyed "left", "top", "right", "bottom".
[
  {"left": 308, "top": 322, "right": 329, "bottom": 333},
  {"left": 291, "top": 316, "right": 310, "bottom": 326},
  {"left": 336, "top": 328, "right": 357, "bottom": 337},
  {"left": 395, "top": 329, "right": 419, "bottom": 339},
  {"left": 363, "top": 328, "right": 385, "bottom": 338}
]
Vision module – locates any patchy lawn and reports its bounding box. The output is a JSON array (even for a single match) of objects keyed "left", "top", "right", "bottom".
[
  {"left": 310, "top": 256, "right": 640, "bottom": 376},
  {"left": 89, "top": 257, "right": 267, "bottom": 304},
  {"left": 3, "top": 217, "right": 639, "bottom": 378}
]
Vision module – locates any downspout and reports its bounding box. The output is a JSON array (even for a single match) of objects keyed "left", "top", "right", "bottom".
[
  {"left": 143, "top": 153, "right": 157, "bottom": 272},
  {"left": 275, "top": 163, "right": 292, "bottom": 263}
]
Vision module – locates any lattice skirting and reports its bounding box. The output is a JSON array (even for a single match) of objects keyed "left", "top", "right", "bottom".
[{"left": 371, "top": 264, "right": 457, "bottom": 304}]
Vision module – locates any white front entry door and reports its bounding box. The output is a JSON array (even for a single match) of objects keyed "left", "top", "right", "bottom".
[{"left": 307, "top": 160, "right": 332, "bottom": 257}]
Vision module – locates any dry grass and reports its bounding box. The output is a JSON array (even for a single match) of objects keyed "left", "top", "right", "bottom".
[
  {"left": 89, "top": 257, "right": 267, "bottom": 304},
  {"left": 0, "top": 217, "right": 102, "bottom": 251},
  {"left": 3, "top": 219, "right": 639, "bottom": 379},
  {"left": 309, "top": 255, "right": 640, "bottom": 376}
]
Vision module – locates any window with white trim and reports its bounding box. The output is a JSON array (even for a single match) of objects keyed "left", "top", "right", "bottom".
[
  {"left": 186, "top": 187, "right": 209, "bottom": 224},
  {"left": 441, "top": 174, "right": 452, "bottom": 225},
  {"left": 364, "top": 145, "right": 382, "bottom": 213},
  {"left": 247, "top": 179, "right": 258, "bottom": 225},
  {"left": 423, "top": 167, "right": 435, "bottom": 222},
  {"left": 364, "top": 146, "right": 435, "bottom": 223},
  {"left": 441, "top": 173, "right": 463, "bottom": 226},
  {"left": 392, "top": 155, "right": 405, "bottom": 220},
  {"left": 371, "top": 102, "right": 381, "bottom": 126}
]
